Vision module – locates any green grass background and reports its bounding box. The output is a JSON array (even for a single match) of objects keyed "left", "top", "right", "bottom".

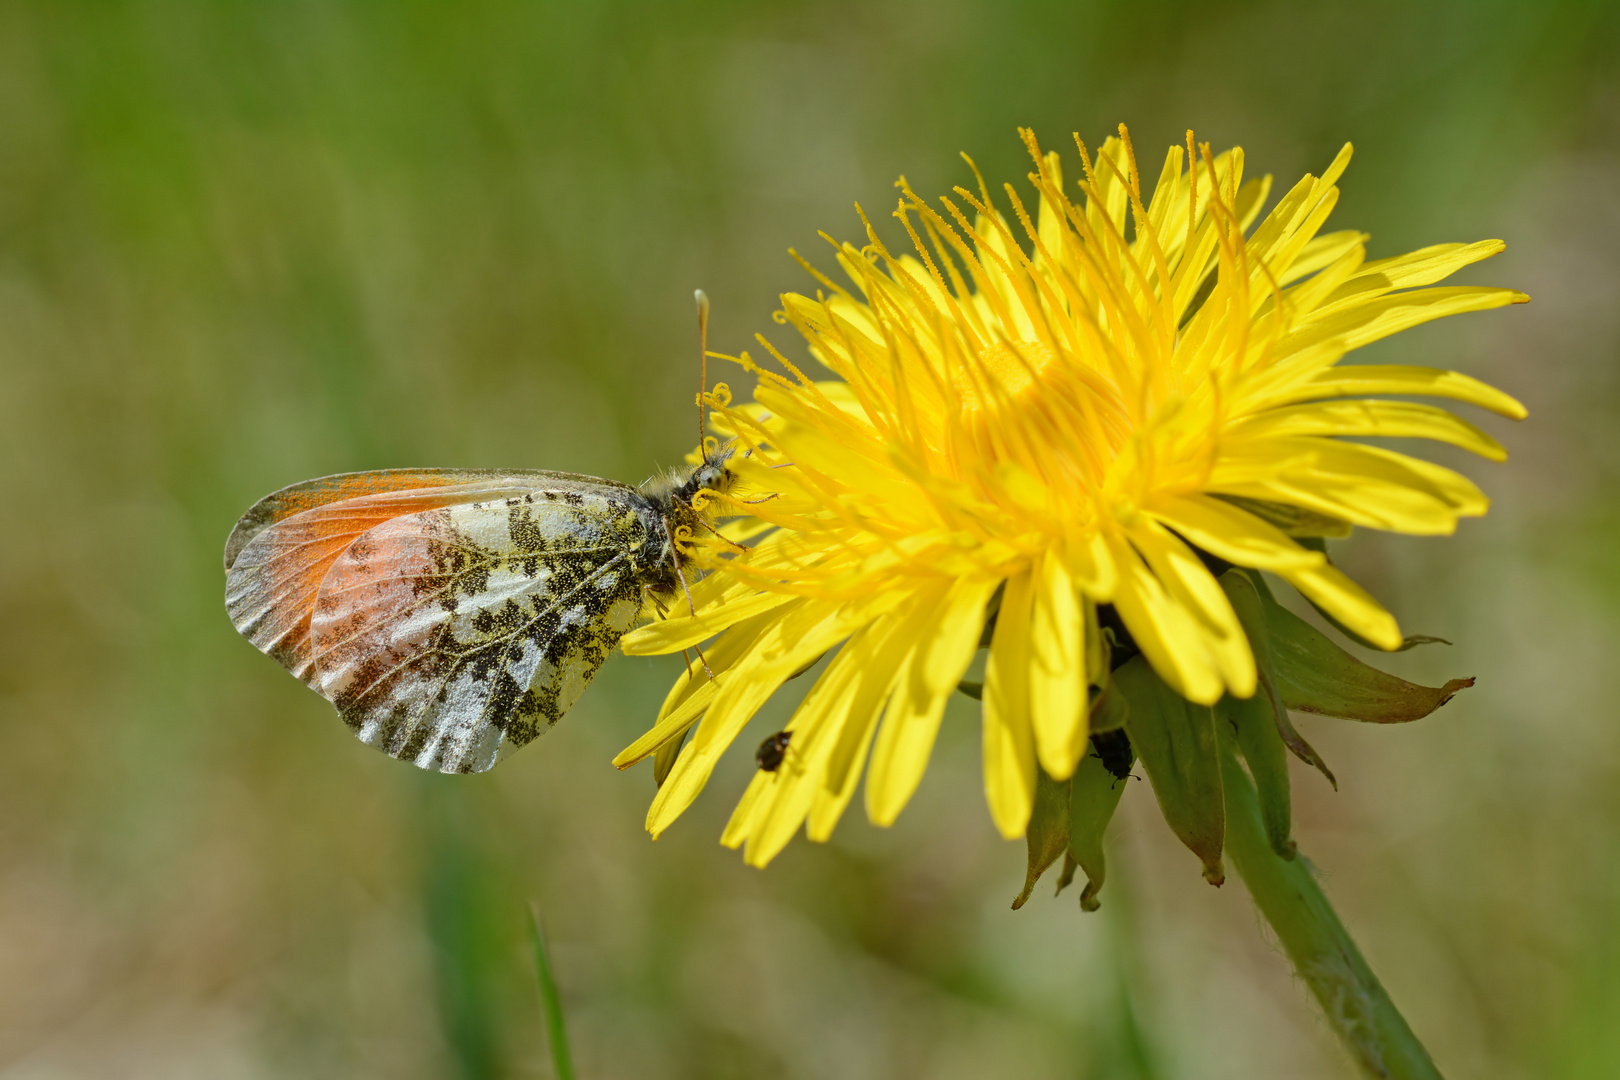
[{"left": 1, "top": 2, "right": 1616, "bottom": 1076}]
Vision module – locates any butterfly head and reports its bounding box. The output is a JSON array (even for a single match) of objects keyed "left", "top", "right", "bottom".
[
  {"left": 637, "top": 443, "right": 739, "bottom": 591},
  {"left": 672, "top": 442, "right": 737, "bottom": 507}
]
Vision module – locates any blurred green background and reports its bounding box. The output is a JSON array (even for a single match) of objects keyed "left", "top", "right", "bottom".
[{"left": 1, "top": 1, "right": 1616, "bottom": 1076}]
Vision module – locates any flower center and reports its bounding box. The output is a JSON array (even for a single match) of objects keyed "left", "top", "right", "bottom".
[{"left": 954, "top": 340, "right": 1057, "bottom": 413}]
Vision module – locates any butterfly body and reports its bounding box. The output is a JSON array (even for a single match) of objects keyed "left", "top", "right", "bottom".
[{"left": 226, "top": 458, "right": 732, "bottom": 774}]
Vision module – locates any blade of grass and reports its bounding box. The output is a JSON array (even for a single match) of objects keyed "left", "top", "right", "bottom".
[
  {"left": 422, "top": 782, "right": 504, "bottom": 1080},
  {"left": 529, "top": 904, "right": 577, "bottom": 1080},
  {"left": 1098, "top": 845, "right": 1165, "bottom": 1080}
]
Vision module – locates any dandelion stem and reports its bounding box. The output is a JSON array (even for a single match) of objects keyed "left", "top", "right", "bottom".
[{"left": 1219, "top": 743, "right": 1443, "bottom": 1080}]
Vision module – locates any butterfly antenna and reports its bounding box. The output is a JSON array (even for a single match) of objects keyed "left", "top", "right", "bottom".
[{"left": 695, "top": 288, "right": 710, "bottom": 458}]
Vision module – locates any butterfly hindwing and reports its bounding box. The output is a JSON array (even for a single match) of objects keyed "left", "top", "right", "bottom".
[{"left": 226, "top": 471, "right": 658, "bottom": 773}]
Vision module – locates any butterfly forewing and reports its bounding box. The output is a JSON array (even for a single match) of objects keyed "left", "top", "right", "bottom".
[
  {"left": 226, "top": 479, "right": 544, "bottom": 681},
  {"left": 226, "top": 470, "right": 659, "bottom": 773}
]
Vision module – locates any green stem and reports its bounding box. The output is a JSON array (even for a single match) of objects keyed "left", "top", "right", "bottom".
[
  {"left": 1219, "top": 743, "right": 1443, "bottom": 1079},
  {"left": 528, "top": 904, "right": 577, "bottom": 1080}
]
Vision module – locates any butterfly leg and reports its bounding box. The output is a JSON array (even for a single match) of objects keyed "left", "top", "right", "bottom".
[
  {"left": 664, "top": 518, "right": 702, "bottom": 619},
  {"left": 662, "top": 515, "right": 715, "bottom": 679},
  {"left": 695, "top": 515, "right": 747, "bottom": 553}
]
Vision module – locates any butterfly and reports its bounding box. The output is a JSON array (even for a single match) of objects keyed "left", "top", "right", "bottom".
[
  {"left": 225, "top": 456, "right": 735, "bottom": 774},
  {"left": 225, "top": 293, "right": 739, "bottom": 774}
]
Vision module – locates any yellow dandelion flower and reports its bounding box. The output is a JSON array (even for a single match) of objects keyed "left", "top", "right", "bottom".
[{"left": 614, "top": 125, "right": 1526, "bottom": 868}]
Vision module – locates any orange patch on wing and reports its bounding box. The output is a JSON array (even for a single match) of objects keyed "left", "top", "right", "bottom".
[
  {"left": 263, "top": 472, "right": 464, "bottom": 520},
  {"left": 224, "top": 469, "right": 497, "bottom": 570},
  {"left": 225, "top": 479, "right": 531, "bottom": 684},
  {"left": 309, "top": 512, "right": 453, "bottom": 708}
]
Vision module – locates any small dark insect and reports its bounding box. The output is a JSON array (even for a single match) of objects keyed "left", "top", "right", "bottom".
[
  {"left": 755, "top": 730, "right": 792, "bottom": 772},
  {"left": 1090, "top": 728, "right": 1135, "bottom": 782}
]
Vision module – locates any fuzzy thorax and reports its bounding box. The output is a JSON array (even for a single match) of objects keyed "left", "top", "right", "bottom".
[{"left": 635, "top": 446, "right": 737, "bottom": 595}]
